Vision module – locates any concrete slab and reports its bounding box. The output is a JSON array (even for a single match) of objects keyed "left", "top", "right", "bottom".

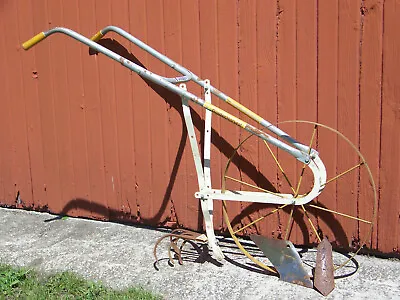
[{"left": 0, "top": 207, "right": 399, "bottom": 299}]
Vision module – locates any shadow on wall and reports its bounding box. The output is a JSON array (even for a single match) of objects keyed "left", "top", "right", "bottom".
[
  {"left": 88, "top": 38, "right": 277, "bottom": 224},
  {"left": 28, "top": 38, "right": 350, "bottom": 251}
]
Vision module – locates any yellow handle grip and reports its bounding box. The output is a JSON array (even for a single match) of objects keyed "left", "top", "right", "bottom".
[
  {"left": 90, "top": 30, "right": 104, "bottom": 42},
  {"left": 22, "top": 32, "right": 46, "bottom": 50}
]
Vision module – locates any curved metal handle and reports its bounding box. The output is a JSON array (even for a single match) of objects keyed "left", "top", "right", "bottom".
[
  {"left": 90, "top": 26, "right": 193, "bottom": 84},
  {"left": 20, "top": 26, "right": 312, "bottom": 163}
]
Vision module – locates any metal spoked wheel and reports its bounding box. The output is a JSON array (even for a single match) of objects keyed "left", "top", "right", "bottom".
[{"left": 222, "top": 120, "right": 377, "bottom": 276}]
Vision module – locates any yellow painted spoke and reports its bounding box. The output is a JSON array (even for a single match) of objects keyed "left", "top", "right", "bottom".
[
  {"left": 308, "top": 204, "right": 372, "bottom": 224},
  {"left": 233, "top": 204, "right": 289, "bottom": 235},
  {"left": 263, "top": 140, "right": 296, "bottom": 194},
  {"left": 225, "top": 175, "right": 284, "bottom": 197},
  {"left": 294, "top": 125, "right": 317, "bottom": 197},
  {"left": 322, "top": 162, "right": 364, "bottom": 186},
  {"left": 284, "top": 204, "right": 295, "bottom": 240},
  {"left": 294, "top": 167, "right": 305, "bottom": 197},
  {"left": 301, "top": 204, "right": 322, "bottom": 243}
]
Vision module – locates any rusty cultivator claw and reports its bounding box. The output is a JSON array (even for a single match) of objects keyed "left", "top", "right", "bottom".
[
  {"left": 22, "top": 26, "right": 377, "bottom": 295},
  {"left": 153, "top": 229, "right": 208, "bottom": 269}
]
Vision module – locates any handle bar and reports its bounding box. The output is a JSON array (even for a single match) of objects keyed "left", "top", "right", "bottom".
[
  {"left": 22, "top": 26, "right": 313, "bottom": 163},
  {"left": 88, "top": 26, "right": 313, "bottom": 156}
]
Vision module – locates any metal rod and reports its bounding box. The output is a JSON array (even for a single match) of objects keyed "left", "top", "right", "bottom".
[
  {"left": 233, "top": 204, "right": 289, "bottom": 235},
  {"left": 224, "top": 175, "right": 284, "bottom": 197},
  {"left": 263, "top": 140, "right": 296, "bottom": 194},
  {"left": 294, "top": 125, "right": 317, "bottom": 197},
  {"left": 308, "top": 204, "right": 372, "bottom": 224},
  {"left": 284, "top": 205, "right": 295, "bottom": 240},
  {"left": 301, "top": 204, "right": 322, "bottom": 243},
  {"left": 322, "top": 162, "right": 364, "bottom": 186}
]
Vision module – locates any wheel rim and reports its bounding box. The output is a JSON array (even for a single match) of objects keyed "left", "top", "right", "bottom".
[{"left": 221, "top": 120, "right": 377, "bottom": 275}]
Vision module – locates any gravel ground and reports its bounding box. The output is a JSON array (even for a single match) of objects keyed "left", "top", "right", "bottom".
[{"left": 0, "top": 207, "right": 399, "bottom": 299}]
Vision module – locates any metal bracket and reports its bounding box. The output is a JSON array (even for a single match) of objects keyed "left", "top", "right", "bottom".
[{"left": 180, "top": 82, "right": 224, "bottom": 261}]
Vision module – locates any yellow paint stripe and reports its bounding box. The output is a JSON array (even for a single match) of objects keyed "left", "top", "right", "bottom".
[
  {"left": 226, "top": 97, "right": 264, "bottom": 123},
  {"left": 203, "top": 102, "right": 247, "bottom": 128}
]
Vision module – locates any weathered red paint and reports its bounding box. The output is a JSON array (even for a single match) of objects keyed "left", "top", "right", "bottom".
[{"left": 0, "top": 0, "right": 398, "bottom": 255}]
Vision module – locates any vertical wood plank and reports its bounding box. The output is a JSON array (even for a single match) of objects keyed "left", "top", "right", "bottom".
[
  {"left": 62, "top": 0, "right": 91, "bottom": 217},
  {"left": 359, "top": 0, "right": 383, "bottom": 251},
  {"left": 1, "top": 2, "right": 33, "bottom": 209},
  {"left": 0, "top": 4, "right": 15, "bottom": 205},
  {"left": 317, "top": 0, "right": 339, "bottom": 246},
  {"left": 129, "top": 0, "right": 153, "bottom": 223},
  {"left": 276, "top": 0, "right": 297, "bottom": 241},
  {"left": 146, "top": 0, "right": 170, "bottom": 225},
  {"left": 336, "top": 0, "right": 360, "bottom": 248},
  {"left": 95, "top": 1, "right": 122, "bottom": 219},
  {"left": 379, "top": 0, "right": 400, "bottom": 254},
  {"left": 181, "top": 0, "right": 203, "bottom": 231},
  {"left": 236, "top": 0, "right": 259, "bottom": 236},
  {"left": 256, "top": 0, "right": 279, "bottom": 238},
  {"left": 78, "top": 0, "right": 108, "bottom": 219},
  {"left": 163, "top": 0, "right": 185, "bottom": 228},
  {"left": 110, "top": 0, "right": 137, "bottom": 221},
  {"left": 199, "top": 0, "right": 222, "bottom": 230},
  {"left": 217, "top": 0, "right": 240, "bottom": 232},
  {"left": 46, "top": 0, "right": 76, "bottom": 213},
  {"left": 31, "top": 0, "right": 62, "bottom": 213},
  {"left": 293, "top": 0, "right": 318, "bottom": 244}
]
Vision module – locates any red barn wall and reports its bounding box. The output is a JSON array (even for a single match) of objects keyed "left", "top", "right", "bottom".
[{"left": 0, "top": 0, "right": 398, "bottom": 255}]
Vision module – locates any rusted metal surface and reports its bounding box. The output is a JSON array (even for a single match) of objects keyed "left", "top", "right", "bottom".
[
  {"left": 0, "top": 0, "right": 399, "bottom": 255},
  {"left": 314, "top": 237, "right": 335, "bottom": 296},
  {"left": 153, "top": 229, "right": 208, "bottom": 269},
  {"left": 250, "top": 235, "right": 313, "bottom": 288}
]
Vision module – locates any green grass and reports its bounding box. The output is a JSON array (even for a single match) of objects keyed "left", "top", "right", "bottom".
[{"left": 0, "top": 264, "right": 161, "bottom": 300}]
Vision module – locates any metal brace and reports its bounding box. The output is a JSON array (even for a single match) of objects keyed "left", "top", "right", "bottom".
[{"left": 179, "top": 81, "right": 224, "bottom": 261}]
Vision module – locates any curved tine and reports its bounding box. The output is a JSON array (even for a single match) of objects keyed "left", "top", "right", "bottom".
[
  {"left": 90, "top": 26, "right": 193, "bottom": 83},
  {"left": 154, "top": 233, "right": 174, "bottom": 268},
  {"left": 180, "top": 240, "right": 189, "bottom": 253},
  {"left": 170, "top": 241, "right": 183, "bottom": 265},
  {"left": 168, "top": 243, "right": 175, "bottom": 266}
]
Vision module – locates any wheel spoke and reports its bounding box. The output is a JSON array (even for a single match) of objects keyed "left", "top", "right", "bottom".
[
  {"left": 294, "top": 125, "right": 317, "bottom": 197},
  {"left": 322, "top": 162, "right": 364, "bottom": 187},
  {"left": 225, "top": 175, "right": 284, "bottom": 197},
  {"left": 233, "top": 204, "right": 289, "bottom": 235},
  {"left": 263, "top": 140, "right": 296, "bottom": 194},
  {"left": 308, "top": 204, "right": 372, "bottom": 224},
  {"left": 301, "top": 204, "right": 322, "bottom": 243}
]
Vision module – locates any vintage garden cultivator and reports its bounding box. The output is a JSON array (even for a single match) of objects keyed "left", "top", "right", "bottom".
[{"left": 23, "top": 26, "right": 377, "bottom": 294}]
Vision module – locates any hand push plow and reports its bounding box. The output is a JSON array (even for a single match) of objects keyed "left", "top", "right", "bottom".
[{"left": 23, "top": 26, "right": 377, "bottom": 296}]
